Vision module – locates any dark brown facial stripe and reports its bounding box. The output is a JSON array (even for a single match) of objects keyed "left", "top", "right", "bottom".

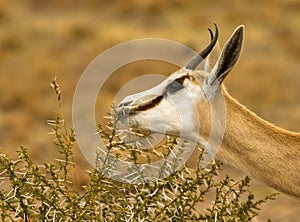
[{"left": 133, "top": 95, "right": 163, "bottom": 112}]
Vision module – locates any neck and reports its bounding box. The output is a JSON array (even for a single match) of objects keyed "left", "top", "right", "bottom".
[{"left": 200, "top": 89, "right": 300, "bottom": 199}]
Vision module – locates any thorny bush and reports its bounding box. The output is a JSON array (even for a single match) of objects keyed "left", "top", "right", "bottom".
[{"left": 0, "top": 79, "right": 276, "bottom": 221}]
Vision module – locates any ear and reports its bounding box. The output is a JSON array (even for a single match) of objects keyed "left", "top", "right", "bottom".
[
  {"left": 206, "top": 25, "right": 244, "bottom": 88},
  {"left": 204, "top": 41, "right": 221, "bottom": 72}
]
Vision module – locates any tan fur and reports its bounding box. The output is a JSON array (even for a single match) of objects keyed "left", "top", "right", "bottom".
[{"left": 197, "top": 86, "right": 300, "bottom": 198}]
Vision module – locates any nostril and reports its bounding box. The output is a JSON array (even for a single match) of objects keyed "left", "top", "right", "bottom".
[{"left": 118, "top": 100, "right": 132, "bottom": 108}]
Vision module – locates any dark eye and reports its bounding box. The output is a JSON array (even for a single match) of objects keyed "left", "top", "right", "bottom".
[{"left": 166, "top": 80, "right": 184, "bottom": 93}]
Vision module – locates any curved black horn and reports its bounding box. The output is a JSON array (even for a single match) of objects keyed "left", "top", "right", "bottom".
[
  {"left": 185, "top": 23, "right": 218, "bottom": 70},
  {"left": 208, "top": 28, "right": 214, "bottom": 40}
]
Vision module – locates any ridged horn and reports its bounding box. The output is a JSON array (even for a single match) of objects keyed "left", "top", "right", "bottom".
[{"left": 185, "top": 23, "right": 218, "bottom": 70}]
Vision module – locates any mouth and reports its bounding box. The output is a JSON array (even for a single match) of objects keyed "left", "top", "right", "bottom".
[{"left": 114, "top": 114, "right": 152, "bottom": 138}]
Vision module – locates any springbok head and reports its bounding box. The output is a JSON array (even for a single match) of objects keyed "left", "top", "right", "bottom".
[{"left": 116, "top": 24, "right": 244, "bottom": 142}]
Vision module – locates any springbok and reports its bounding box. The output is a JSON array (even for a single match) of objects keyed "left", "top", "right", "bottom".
[{"left": 116, "top": 24, "right": 300, "bottom": 199}]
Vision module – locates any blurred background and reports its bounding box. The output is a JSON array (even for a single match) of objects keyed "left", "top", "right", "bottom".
[{"left": 0, "top": 0, "right": 299, "bottom": 220}]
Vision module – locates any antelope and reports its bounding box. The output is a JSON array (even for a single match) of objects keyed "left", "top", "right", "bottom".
[{"left": 116, "top": 24, "right": 300, "bottom": 199}]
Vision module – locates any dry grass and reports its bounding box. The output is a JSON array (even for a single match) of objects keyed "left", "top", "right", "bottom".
[{"left": 0, "top": 0, "right": 299, "bottom": 220}]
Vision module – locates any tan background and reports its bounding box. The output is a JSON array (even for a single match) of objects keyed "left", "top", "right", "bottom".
[{"left": 0, "top": 0, "right": 299, "bottom": 221}]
